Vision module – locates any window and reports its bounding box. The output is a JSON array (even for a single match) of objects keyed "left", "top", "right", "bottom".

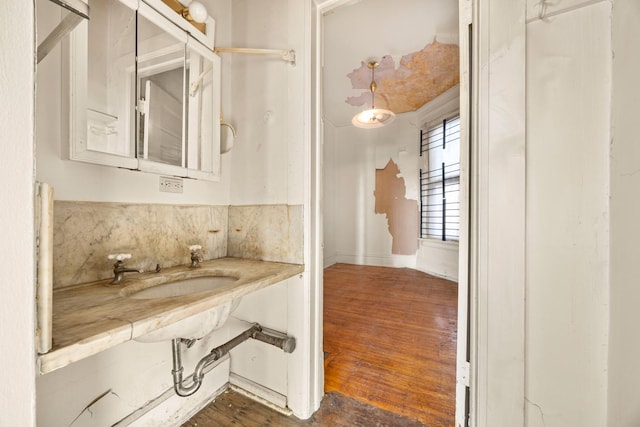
[{"left": 420, "top": 115, "right": 461, "bottom": 241}]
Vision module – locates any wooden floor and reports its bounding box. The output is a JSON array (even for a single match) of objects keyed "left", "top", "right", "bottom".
[
  {"left": 185, "top": 263, "right": 458, "bottom": 427},
  {"left": 184, "top": 389, "right": 427, "bottom": 426},
  {"left": 323, "top": 264, "right": 458, "bottom": 427}
]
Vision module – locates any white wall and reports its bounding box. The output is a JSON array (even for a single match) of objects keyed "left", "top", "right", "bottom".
[
  {"left": 323, "top": 116, "right": 420, "bottom": 269},
  {"left": 34, "top": 0, "right": 313, "bottom": 424},
  {"left": 322, "top": 121, "right": 337, "bottom": 265},
  {"left": 417, "top": 239, "right": 459, "bottom": 281},
  {"left": 34, "top": 0, "right": 234, "bottom": 422},
  {"left": 225, "top": 0, "right": 316, "bottom": 418},
  {"left": 478, "top": 0, "right": 638, "bottom": 425},
  {"left": 321, "top": 1, "right": 459, "bottom": 280},
  {"left": 228, "top": 276, "right": 307, "bottom": 409},
  {"left": 0, "top": 1, "right": 37, "bottom": 426},
  {"left": 322, "top": 0, "right": 460, "bottom": 127},
  {"left": 228, "top": 0, "right": 306, "bottom": 206},
  {"left": 525, "top": 2, "right": 611, "bottom": 426},
  {"left": 37, "top": 335, "right": 231, "bottom": 426},
  {"left": 35, "top": 0, "right": 231, "bottom": 205},
  {"left": 608, "top": 0, "right": 640, "bottom": 425},
  {"left": 323, "top": 105, "right": 460, "bottom": 280}
]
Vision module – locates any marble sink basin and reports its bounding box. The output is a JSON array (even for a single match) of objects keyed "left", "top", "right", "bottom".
[
  {"left": 128, "top": 276, "right": 238, "bottom": 299},
  {"left": 123, "top": 275, "right": 241, "bottom": 343}
]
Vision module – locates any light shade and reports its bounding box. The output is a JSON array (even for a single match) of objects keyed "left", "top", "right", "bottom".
[
  {"left": 184, "top": 1, "right": 208, "bottom": 23},
  {"left": 351, "top": 59, "right": 395, "bottom": 129},
  {"left": 352, "top": 108, "right": 396, "bottom": 128}
]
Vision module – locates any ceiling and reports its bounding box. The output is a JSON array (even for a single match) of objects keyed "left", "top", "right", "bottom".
[{"left": 322, "top": 0, "right": 459, "bottom": 127}]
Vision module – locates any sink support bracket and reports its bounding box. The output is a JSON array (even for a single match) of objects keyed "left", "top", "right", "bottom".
[{"left": 171, "top": 322, "right": 296, "bottom": 397}]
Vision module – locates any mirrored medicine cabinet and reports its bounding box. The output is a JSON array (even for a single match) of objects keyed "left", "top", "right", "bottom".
[{"left": 67, "top": 0, "right": 221, "bottom": 180}]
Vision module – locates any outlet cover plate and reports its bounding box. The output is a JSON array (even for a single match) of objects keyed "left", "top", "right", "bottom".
[{"left": 159, "top": 176, "right": 183, "bottom": 193}]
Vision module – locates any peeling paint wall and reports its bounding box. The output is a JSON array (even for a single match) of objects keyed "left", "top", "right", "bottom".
[
  {"left": 323, "top": 110, "right": 458, "bottom": 280},
  {"left": 322, "top": 0, "right": 459, "bottom": 279},
  {"left": 323, "top": 0, "right": 459, "bottom": 127},
  {"left": 374, "top": 159, "right": 419, "bottom": 255},
  {"left": 323, "top": 117, "right": 419, "bottom": 269},
  {"left": 346, "top": 42, "right": 459, "bottom": 114}
]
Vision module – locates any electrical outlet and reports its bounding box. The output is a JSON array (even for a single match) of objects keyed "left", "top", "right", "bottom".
[{"left": 159, "top": 176, "right": 183, "bottom": 193}]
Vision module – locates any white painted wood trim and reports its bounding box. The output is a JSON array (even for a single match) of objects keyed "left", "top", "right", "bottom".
[
  {"left": 417, "top": 238, "right": 459, "bottom": 282},
  {"left": 292, "top": 0, "right": 323, "bottom": 419},
  {"left": 308, "top": 0, "right": 325, "bottom": 416},
  {"left": 230, "top": 373, "right": 288, "bottom": 409},
  {"left": 139, "top": 2, "right": 189, "bottom": 44},
  {"left": 332, "top": 254, "right": 417, "bottom": 269},
  {"left": 455, "top": 1, "right": 472, "bottom": 425},
  {"left": 409, "top": 84, "right": 460, "bottom": 130},
  {"left": 316, "top": 2, "right": 475, "bottom": 425},
  {"left": 470, "top": 0, "right": 526, "bottom": 425}
]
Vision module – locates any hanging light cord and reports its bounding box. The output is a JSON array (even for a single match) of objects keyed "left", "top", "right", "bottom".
[
  {"left": 351, "top": 59, "right": 395, "bottom": 128},
  {"left": 368, "top": 61, "right": 378, "bottom": 109}
]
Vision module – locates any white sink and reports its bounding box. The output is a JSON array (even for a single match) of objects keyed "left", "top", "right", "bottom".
[
  {"left": 128, "top": 276, "right": 237, "bottom": 299},
  {"left": 127, "top": 276, "right": 241, "bottom": 343}
]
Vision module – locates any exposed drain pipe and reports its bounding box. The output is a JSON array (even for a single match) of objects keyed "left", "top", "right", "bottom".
[{"left": 171, "top": 323, "right": 296, "bottom": 397}]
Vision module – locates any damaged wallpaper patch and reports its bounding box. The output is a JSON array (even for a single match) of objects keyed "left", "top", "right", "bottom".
[{"left": 374, "top": 159, "right": 419, "bottom": 255}]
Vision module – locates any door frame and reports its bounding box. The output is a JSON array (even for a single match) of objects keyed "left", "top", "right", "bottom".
[
  {"left": 311, "top": 0, "right": 477, "bottom": 424},
  {"left": 466, "top": 0, "right": 527, "bottom": 426}
]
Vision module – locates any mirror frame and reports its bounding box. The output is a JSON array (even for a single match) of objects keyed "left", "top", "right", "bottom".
[{"left": 66, "top": 0, "right": 221, "bottom": 181}]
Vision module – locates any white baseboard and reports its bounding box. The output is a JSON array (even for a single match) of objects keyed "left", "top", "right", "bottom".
[
  {"left": 332, "top": 253, "right": 417, "bottom": 269},
  {"left": 323, "top": 255, "right": 337, "bottom": 268},
  {"left": 229, "top": 372, "right": 289, "bottom": 412},
  {"left": 325, "top": 252, "right": 458, "bottom": 282},
  {"left": 416, "top": 238, "right": 459, "bottom": 282},
  {"left": 414, "top": 265, "right": 458, "bottom": 282}
]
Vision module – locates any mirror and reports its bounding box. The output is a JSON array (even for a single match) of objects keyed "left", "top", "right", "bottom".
[
  {"left": 68, "top": 0, "right": 221, "bottom": 180},
  {"left": 87, "top": 0, "right": 136, "bottom": 158},
  {"left": 137, "top": 6, "right": 188, "bottom": 169}
]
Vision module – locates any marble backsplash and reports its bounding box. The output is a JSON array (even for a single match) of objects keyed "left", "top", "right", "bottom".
[
  {"left": 53, "top": 202, "right": 303, "bottom": 288},
  {"left": 227, "top": 205, "right": 304, "bottom": 265},
  {"left": 53, "top": 202, "right": 228, "bottom": 288}
]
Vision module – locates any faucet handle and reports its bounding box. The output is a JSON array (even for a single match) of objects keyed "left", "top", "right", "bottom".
[
  {"left": 188, "top": 245, "right": 203, "bottom": 268},
  {"left": 108, "top": 253, "right": 132, "bottom": 261}
]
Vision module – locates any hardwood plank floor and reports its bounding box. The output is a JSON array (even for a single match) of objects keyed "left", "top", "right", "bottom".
[
  {"left": 323, "top": 263, "right": 458, "bottom": 427},
  {"left": 184, "top": 389, "right": 426, "bottom": 427}
]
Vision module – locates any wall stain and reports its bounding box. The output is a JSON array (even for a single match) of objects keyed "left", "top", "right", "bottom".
[
  {"left": 374, "top": 159, "right": 419, "bottom": 255},
  {"left": 346, "top": 41, "right": 459, "bottom": 114}
]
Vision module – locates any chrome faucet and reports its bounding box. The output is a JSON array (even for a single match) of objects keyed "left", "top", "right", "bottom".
[
  {"left": 108, "top": 253, "right": 143, "bottom": 284},
  {"left": 189, "top": 245, "right": 203, "bottom": 268}
]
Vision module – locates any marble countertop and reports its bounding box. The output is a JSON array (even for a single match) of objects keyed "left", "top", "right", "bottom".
[{"left": 38, "top": 257, "right": 304, "bottom": 374}]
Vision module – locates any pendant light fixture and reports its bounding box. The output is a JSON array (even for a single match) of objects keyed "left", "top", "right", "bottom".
[{"left": 352, "top": 60, "right": 396, "bottom": 129}]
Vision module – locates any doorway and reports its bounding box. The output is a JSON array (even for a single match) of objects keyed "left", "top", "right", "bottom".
[{"left": 316, "top": 0, "right": 469, "bottom": 425}]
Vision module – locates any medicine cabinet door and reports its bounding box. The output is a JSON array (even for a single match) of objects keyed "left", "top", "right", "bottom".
[
  {"left": 68, "top": 0, "right": 137, "bottom": 168},
  {"left": 67, "top": 0, "right": 221, "bottom": 181}
]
